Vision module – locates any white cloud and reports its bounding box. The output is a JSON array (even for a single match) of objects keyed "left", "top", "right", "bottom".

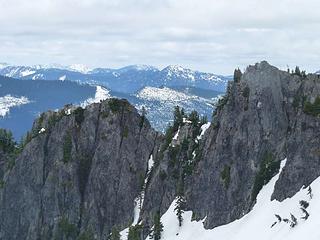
[{"left": 0, "top": 0, "right": 320, "bottom": 74}]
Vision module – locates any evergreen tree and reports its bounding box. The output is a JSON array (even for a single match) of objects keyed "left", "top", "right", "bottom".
[
  {"left": 271, "top": 222, "right": 277, "bottom": 228},
  {"left": 290, "top": 214, "right": 297, "bottom": 228},
  {"left": 140, "top": 106, "right": 147, "bottom": 129},
  {"left": 109, "top": 226, "right": 120, "bottom": 240},
  {"left": 174, "top": 180, "right": 186, "bottom": 227},
  {"left": 301, "top": 208, "right": 310, "bottom": 220},
  {"left": 299, "top": 200, "right": 309, "bottom": 209},
  {"left": 20, "top": 131, "right": 32, "bottom": 149},
  {"left": 173, "top": 106, "right": 184, "bottom": 132},
  {"left": 275, "top": 214, "right": 282, "bottom": 222},
  {"left": 188, "top": 110, "right": 199, "bottom": 127},
  {"left": 0, "top": 128, "right": 15, "bottom": 153},
  {"left": 149, "top": 212, "right": 163, "bottom": 240},
  {"left": 200, "top": 115, "right": 208, "bottom": 126},
  {"left": 295, "top": 66, "right": 301, "bottom": 76},
  {"left": 234, "top": 68, "right": 242, "bottom": 82},
  {"left": 175, "top": 195, "right": 186, "bottom": 227},
  {"left": 128, "top": 224, "right": 143, "bottom": 240},
  {"left": 141, "top": 106, "right": 147, "bottom": 118}
]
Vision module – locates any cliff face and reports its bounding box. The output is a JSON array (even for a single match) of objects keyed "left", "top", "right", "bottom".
[
  {"left": 141, "top": 61, "right": 320, "bottom": 230},
  {"left": 0, "top": 61, "right": 320, "bottom": 240},
  {"left": 185, "top": 61, "right": 320, "bottom": 228},
  {"left": 0, "top": 99, "right": 159, "bottom": 239}
]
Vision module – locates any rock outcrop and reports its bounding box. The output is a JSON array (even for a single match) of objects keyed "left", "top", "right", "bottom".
[
  {"left": 0, "top": 99, "right": 159, "bottom": 239},
  {"left": 142, "top": 61, "right": 320, "bottom": 230}
]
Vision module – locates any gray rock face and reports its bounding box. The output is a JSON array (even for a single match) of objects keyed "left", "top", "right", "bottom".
[
  {"left": 0, "top": 99, "right": 159, "bottom": 239},
  {"left": 1, "top": 61, "right": 320, "bottom": 239},
  {"left": 185, "top": 62, "right": 320, "bottom": 228},
  {"left": 142, "top": 61, "right": 320, "bottom": 231}
]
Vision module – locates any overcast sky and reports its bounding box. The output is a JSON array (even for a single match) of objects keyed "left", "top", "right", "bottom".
[{"left": 0, "top": 0, "right": 319, "bottom": 74}]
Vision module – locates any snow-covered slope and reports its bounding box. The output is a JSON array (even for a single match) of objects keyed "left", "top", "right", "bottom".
[
  {"left": 162, "top": 65, "right": 225, "bottom": 84},
  {"left": 156, "top": 159, "right": 319, "bottom": 240},
  {"left": 134, "top": 86, "right": 220, "bottom": 131},
  {"left": 0, "top": 95, "right": 30, "bottom": 117},
  {"left": 0, "top": 75, "right": 97, "bottom": 139},
  {"left": 137, "top": 87, "right": 199, "bottom": 102},
  {"left": 81, "top": 86, "right": 110, "bottom": 107},
  {"left": 68, "top": 64, "right": 92, "bottom": 74}
]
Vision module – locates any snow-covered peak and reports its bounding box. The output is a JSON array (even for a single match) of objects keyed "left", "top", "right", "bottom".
[
  {"left": 161, "top": 65, "right": 226, "bottom": 84},
  {"left": 163, "top": 65, "right": 194, "bottom": 75},
  {"left": 164, "top": 65, "right": 188, "bottom": 72},
  {"left": 67, "top": 64, "right": 92, "bottom": 74},
  {"left": 163, "top": 65, "right": 195, "bottom": 81}
]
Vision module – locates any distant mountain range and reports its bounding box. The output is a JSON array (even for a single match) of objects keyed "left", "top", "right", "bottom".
[
  {"left": 0, "top": 63, "right": 230, "bottom": 139},
  {"left": 0, "top": 75, "right": 97, "bottom": 138},
  {"left": 0, "top": 63, "right": 230, "bottom": 93}
]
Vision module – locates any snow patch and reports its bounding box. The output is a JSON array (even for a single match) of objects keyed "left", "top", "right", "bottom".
[
  {"left": 59, "top": 75, "right": 67, "bottom": 81},
  {"left": 197, "top": 122, "right": 211, "bottom": 140},
  {"left": 0, "top": 95, "right": 31, "bottom": 117},
  {"left": 173, "top": 127, "right": 180, "bottom": 141},
  {"left": 121, "top": 155, "right": 154, "bottom": 240},
  {"left": 81, "top": 86, "right": 110, "bottom": 107},
  {"left": 182, "top": 117, "right": 192, "bottom": 124},
  {"left": 38, "top": 128, "right": 46, "bottom": 134},
  {"left": 137, "top": 87, "right": 198, "bottom": 102},
  {"left": 20, "top": 69, "right": 36, "bottom": 77},
  {"left": 257, "top": 101, "right": 262, "bottom": 108},
  {"left": 68, "top": 64, "right": 91, "bottom": 74},
  {"left": 65, "top": 109, "right": 72, "bottom": 115}
]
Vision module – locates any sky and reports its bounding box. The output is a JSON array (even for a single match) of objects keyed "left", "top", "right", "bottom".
[{"left": 0, "top": 0, "right": 320, "bottom": 74}]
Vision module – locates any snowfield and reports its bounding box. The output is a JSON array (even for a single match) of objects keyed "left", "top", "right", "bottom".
[
  {"left": 81, "top": 86, "right": 110, "bottom": 107},
  {"left": 59, "top": 75, "right": 67, "bottom": 81},
  {"left": 0, "top": 95, "right": 31, "bottom": 117},
  {"left": 156, "top": 159, "right": 320, "bottom": 240},
  {"left": 20, "top": 69, "right": 36, "bottom": 77},
  {"left": 68, "top": 64, "right": 92, "bottom": 74},
  {"left": 134, "top": 86, "right": 216, "bottom": 132},
  {"left": 137, "top": 87, "right": 199, "bottom": 102}
]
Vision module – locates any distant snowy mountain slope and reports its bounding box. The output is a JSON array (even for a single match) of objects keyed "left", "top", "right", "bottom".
[
  {"left": 0, "top": 74, "right": 222, "bottom": 138},
  {"left": 133, "top": 86, "right": 221, "bottom": 131},
  {"left": 0, "top": 75, "right": 96, "bottom": 139},
  {"left": 81, "top": 86, "right": 110, "bottom": 107},
  {"left": 0, "top": 95, "right": 30, "bottom": 117},
  {"left": 0, "top": 63, "right": 230, "bottom": 93}
]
